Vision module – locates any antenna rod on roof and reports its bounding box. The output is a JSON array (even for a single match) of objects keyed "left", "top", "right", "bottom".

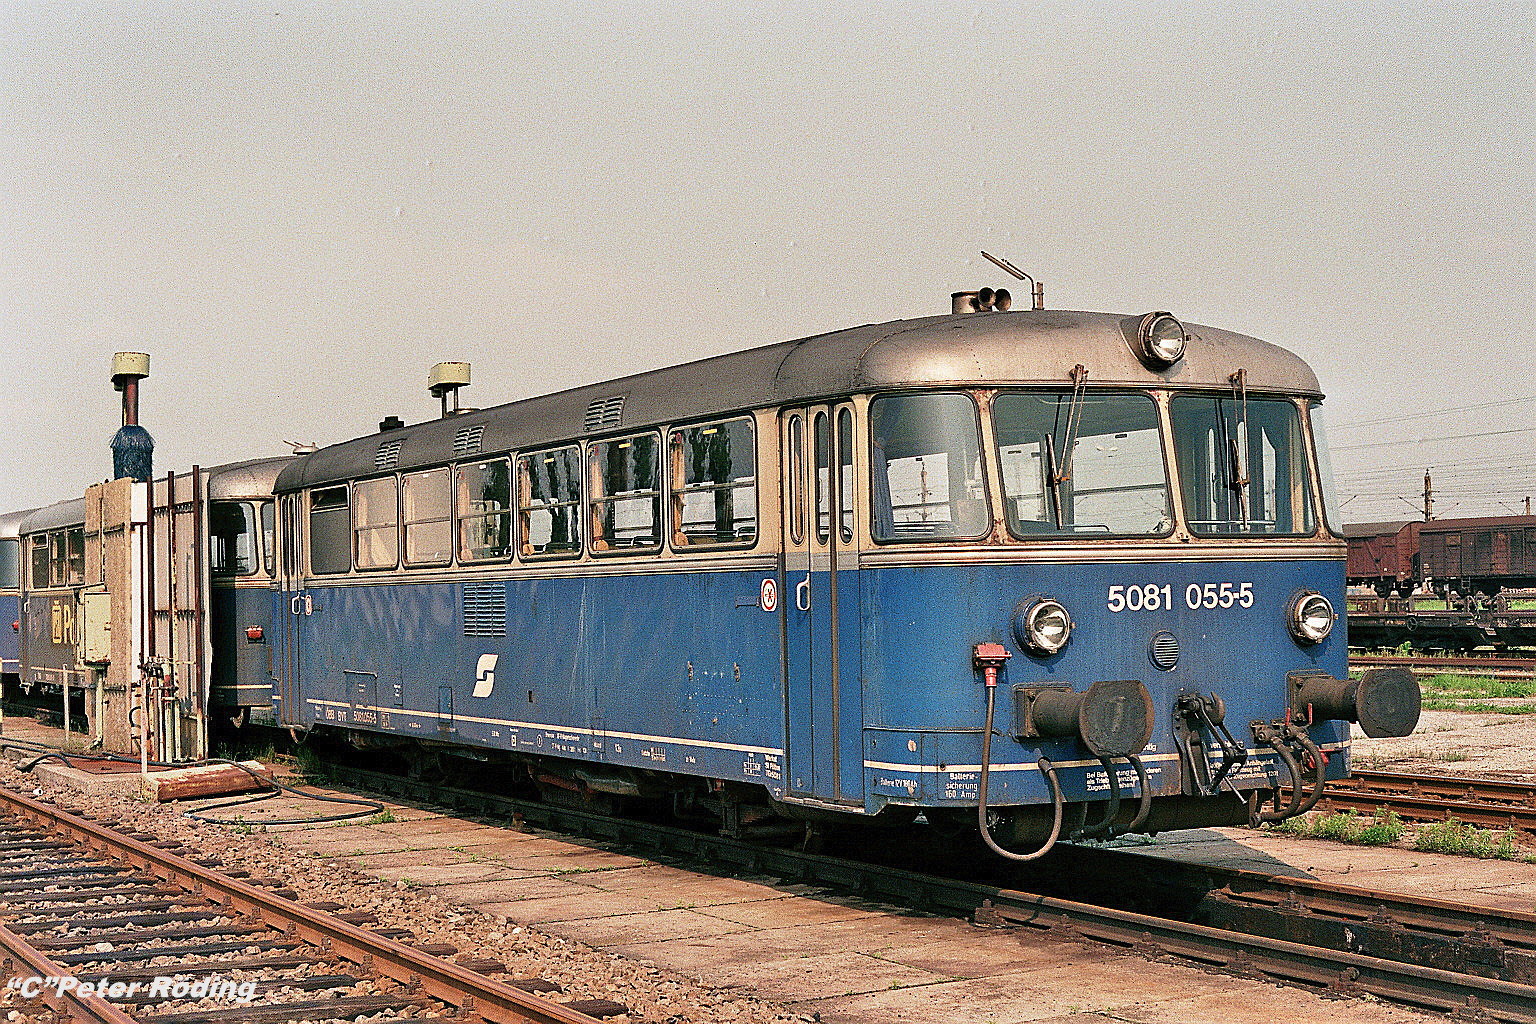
[
  {"left": 981, "top": 251, "right": 1026, "bottom": 280},
  {"left": 979, "top": 251, "right": 1045, "bottom": 309}
]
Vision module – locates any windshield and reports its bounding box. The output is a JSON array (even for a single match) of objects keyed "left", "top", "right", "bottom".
[
  {"left": 210, "top": 501, "right": 260, "bottom": 575},
  {"left": 1309, "top": 404, "right": 1343, "bottom": 536},
  {"left": 1169, "top": 394, "right": 1317, "bottom": 536},
  {"left": 994, "top": 391, "right": 1171, "bottom": 537},
  {"left": 869, "top": 393, "right": 988, "bottom": 541}
]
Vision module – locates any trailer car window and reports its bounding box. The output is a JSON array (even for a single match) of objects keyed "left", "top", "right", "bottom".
[
  {"left": 50, "top": 532, "right": 65, "bottom": 585},
  {"left": 671, "top": 418, "right": 756, "bottom": 547},
  {"left": 0, "top": 538, "right": 16, "bottom": 591},
  {"left": 261, "top": 501, "right": 275, "bottom": 576},
  {"left": 994, "top": 391, "right": 1170, "bottom": 538},
  {"left": 403, "top": 468, "right": 453, "bottom": 567},
  {"left": 590, "top": 433, "right": 662, "bottom": 554},
  {"left": 869, "top": 393, "right": 988, "bottom": 542},
  {"left": 309, "top": 487, "right": 352, "bottom": 575},
  {"left": 458, "top": 458, "right": 513, "bottom": 562},
  {"left": 210, "top": 501, "right": 259, "bottom": 576},
  {"left": 519, "top": 446, "right": 582, "bottom": 558},
  {"left": 29, "top": 536, "right": 46, "bottom": 589}
]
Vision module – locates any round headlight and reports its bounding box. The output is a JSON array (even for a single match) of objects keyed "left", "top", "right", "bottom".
[
  {"left": 1137, "top": 311, "right": 1187, "bottom": 367},
  {"left": 1018, "top": 597, "right": 1073, "bottom": 655},
  {"left": 1287, "top": 591, "right": 1336, "bottom": 645}
]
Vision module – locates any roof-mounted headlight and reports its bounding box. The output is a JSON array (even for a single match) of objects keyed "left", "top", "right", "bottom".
[
  {"left": 1287, "top": 591, "right": 1336, "bottom": 645},
  {"left": 1015, "top": 597, "right": 1073, "bottom": 655},
  {"left": 1136, "top": 311, "right": 1187, "bottom": 367}
]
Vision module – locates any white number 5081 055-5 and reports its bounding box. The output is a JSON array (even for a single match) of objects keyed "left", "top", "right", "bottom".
[{"left": 1106, "top": 582, "right": 1254, "bottom": 612}]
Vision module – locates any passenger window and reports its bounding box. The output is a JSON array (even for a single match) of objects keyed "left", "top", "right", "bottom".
[
  {"left": 838, "top": 409, "right": 855, "bottom": 543},
  {"left": 0, "top": 538, "right": 17, "bottom": 591},
  {"left": 457, "top": 458, "right": 513, "bottom": 562},
  {"left": 788, "top": 415, "right": 805, "bottom": 545},
  {"left": 353, "top": 478, "right": 400, "bottom": 570},
  {"left": 29, "top": 535, "right": 47, "bottom": 590},
  {"left": 589, "top": 433, "right": 662, "bottom": 554},
  {"left": 210, "top": 501, "right": 259, "bottom": 575},
  {"left": 309, "top": 487, "right": 352, "bottom": 575},
  {"left": 814, "top": 412, "right": 831, "bottom": 543},
  {"left": 261, "top": 502, "right": 275, "bottom": 576},
  {"left": 518, "top": 446, "right": 582, "bottom": 558},
  {"left": 66, "top": 527, "right": 84, "bottom": 586},
  {"left": 402, "top": 468, "right": 453, "bottom": 567},
  {"left": 869, "top": 393, "right": 989, "bottom": 542},
  {"left": 670, "top": 418, "right": 756, "bottom": 548},
  {"left": 49, "top": 531, "right": 67, "bottom": 587}
]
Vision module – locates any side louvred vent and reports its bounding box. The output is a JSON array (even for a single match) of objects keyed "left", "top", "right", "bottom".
[
  {"left": 375, "top": 440, "right": 403, "bottom": 470},
  {"left": 463, "top": 580, "right": 507, "bottom": 637},
  {"left": 584, "top": 395, "right": 626, "bottom": 433},
  {"left": 453, "top": 425, "right": 485, "bottom": 456}
]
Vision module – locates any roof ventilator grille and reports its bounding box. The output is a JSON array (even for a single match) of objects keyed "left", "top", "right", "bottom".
[
  {"left": 375, "top": 440, "right": 403, "bottom": 470},
  {"left": 453, "top": 425, "right": 485, "bottom": 456},
  {"left": 463, "top": 581, "right": 507, "bottom": 637},
  {"left": 584, "top": 395, "right": 626, "bottom": 433}
]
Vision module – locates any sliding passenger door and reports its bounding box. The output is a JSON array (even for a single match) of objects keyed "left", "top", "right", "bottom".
[{"left": 781, "top": 404, "right": 862, "bottom": 805}]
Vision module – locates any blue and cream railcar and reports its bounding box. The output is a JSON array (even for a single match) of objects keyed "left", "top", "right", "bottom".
[
  {"left": 17, "top": 498, "right": 89, "bottom": 701},
  {"left": 207, "top": 457, "right": 291, "bottom": 720},
  {"left": 1, "top": 507, "right": 41, "bottom": 685},
  {"left": 269, "top": 304, "right": 1419, "bottom": 848}
]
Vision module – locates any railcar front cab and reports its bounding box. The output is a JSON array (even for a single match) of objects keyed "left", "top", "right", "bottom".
[
  {"left": 868, "top": 312, "right": 1420, "bottom": 858},
  {"left": 206, "top": 459, "right": 285, "bottom": 722}
]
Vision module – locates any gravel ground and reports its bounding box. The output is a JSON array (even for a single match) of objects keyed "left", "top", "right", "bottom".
[
  {"left": 1350, "top": 705, "right": 1536, "bottom": 778},
  {"left": 0, "top": 756, "right": 808, "bottom": 1024}
]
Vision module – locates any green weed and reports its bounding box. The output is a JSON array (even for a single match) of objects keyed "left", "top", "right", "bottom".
[
  {"left": 1277, "top": 808, "right": 1403, "bottom": 846},
  {"left": 1413, "top": 818, "right": 1524, "bottom": 860}
]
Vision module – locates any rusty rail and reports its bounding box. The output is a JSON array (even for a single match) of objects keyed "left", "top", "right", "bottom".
[
  {"left": 1311, "top": 768, "right": 1536, "bottom": 834},
  {"left": 0, "top": 784, "right": 609, "bottom": 1024}
]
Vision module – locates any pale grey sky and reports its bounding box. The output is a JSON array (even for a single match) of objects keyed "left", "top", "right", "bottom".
[{"left": 3, "top": 2, "right": 1532, "bottom": 521}]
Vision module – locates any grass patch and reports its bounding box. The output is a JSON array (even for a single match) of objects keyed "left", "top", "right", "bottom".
[
  {"left": 1276, "top": 808, "right": 1404, "bottom": 846},
  {"left": 1422, "top": 698, "right": 1536, "bottom": 715},
  {"left": 1411, "top": 671, "right": 1536, "bottom": 713},
  {"left": 1421, "top": 674, "right": 1536, "bottom": 700},
  {"left": 284, "top": 744, "right": 332, "bottom": 783},
  {"left": 368, "top": 809, "right": 398, "bottom": 825},
  {"left": 1413, "top": 818, "right": 1527, "bottom": 860}
]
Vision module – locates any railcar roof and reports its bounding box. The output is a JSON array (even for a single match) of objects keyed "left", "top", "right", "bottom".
[
  {"left": 19, "top": 498, "right": 86, "bottom": 535},
  {"left": 276, "top": 308, "right": 1323, "bottom": 492},
  {"left": 0, "top": 507, "right": 42, "bottom": 539},
  {"left": 206, "top": 456, "right": 297, "bottom": 500}
]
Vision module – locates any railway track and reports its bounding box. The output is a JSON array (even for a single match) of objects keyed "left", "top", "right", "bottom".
[
  {"left": 1350, "top": 653, "right": 1536, "bottom": 680},
  {"left": 0, "top": 784, "right": 620, "bottom": 1024},
  {"left": 318, "top": 759, "right": 1536, "bottom": 1024},
  {"left": 1314, "top": 768, "right": 1536, "bottom": 834}
]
